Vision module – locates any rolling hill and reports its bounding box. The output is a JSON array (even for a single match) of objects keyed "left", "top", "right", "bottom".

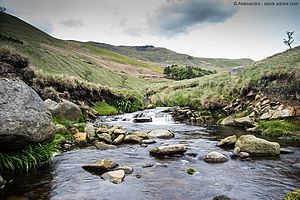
[
  {"left": 0, "top": 12, "right": 253, "bottom": 93},
  {"left": 88, "top": 42, "right": 253, "bottom": 70}
]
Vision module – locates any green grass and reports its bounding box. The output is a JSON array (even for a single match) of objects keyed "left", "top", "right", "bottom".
[
  {"left": 53, "top": 119, "right": 85, "bottom": 137},
  {"left": 92, "top": 101, "right": 118, "bottom": 116},
  {"left": 0, "top": 12, "right": 158, "bottom": 92},
  {"left": 146, "top": 46, "right": 300, "bottom": 108},
  {"left": 0, "top": 135, "right": 61, "bottom": 171},
  {"left": 81, "top": 44, "right": 163, "bottom": 73},
  {"left": 256, "top": 120, "right": 299, "bottom": 139},
  {"left": 0, "top": 42, "right": 149, "bottom": 91}
]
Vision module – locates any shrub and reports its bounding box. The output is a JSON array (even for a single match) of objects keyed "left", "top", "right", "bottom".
[{"left": 163, "top": 65, "right": 214, "bottom": 80}]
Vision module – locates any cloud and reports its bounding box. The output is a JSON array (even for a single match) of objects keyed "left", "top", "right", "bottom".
[
  {"left": 60, "top": 19, "right": 83, "bottom": 28},
  {"left": 149, "top": 0, "right": 238, "bottom": 36}
]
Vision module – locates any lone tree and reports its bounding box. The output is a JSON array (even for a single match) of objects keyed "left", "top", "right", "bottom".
[
  {"left": 283, "top": 31, "right": 295, "bottom": 49},
  {"left": 0, "top": 6, "right": 6, "bottom": 12}
]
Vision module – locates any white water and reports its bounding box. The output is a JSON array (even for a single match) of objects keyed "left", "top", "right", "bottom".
[{"left": 105, "top": 107, "right": 176, "bottom": 125}]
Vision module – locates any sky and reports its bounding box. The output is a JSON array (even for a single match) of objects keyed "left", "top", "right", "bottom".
[{"left": 2, "top": 0, "right": 300, "bottom": 60}]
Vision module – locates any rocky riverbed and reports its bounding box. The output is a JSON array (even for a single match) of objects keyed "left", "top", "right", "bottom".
[{"left": 0, "top": 108, "right": 299, "bottom": 200}]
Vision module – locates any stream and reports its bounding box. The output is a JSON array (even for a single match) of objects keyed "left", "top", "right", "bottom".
[{"left": 0, "top": 107, "right": 299, "bottom": 200}]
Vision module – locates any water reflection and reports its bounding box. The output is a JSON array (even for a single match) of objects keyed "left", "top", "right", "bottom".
[{"left": 0, "top": 163, "right": 54, "bottom": 200}]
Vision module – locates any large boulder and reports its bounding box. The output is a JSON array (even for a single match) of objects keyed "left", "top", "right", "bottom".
[
  {"left": 235, "top": 135, "right": 280, "bottom": 156},
  {"left": 148, "top": 129, "right": 175, "bottom": 139},
  {"left": 0, "top": 79, "right": 56, "bottom": 150},
  {"left": 44, "top": 99, "right": 82, "bottom": 122}
]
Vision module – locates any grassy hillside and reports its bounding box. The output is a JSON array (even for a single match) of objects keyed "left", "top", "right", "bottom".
[
  {"left": 89, "top": 42, "right": 253, "bottom": 71},
  {"left": 0, "top": 12, "right": 164, "bottom": 91},
  {"left": 146, "top": 46, "right": 300, "bottom": 108}
]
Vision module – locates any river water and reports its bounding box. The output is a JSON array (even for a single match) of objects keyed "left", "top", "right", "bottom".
[{"left": 1, "top": 108, "right": 299, "bottom": 200}]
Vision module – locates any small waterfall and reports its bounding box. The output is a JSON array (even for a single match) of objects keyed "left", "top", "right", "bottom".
[
  {"left": 147, "top": 109, "right": 175, "bottom": 125},
  {"left": 103, "top": 107, "right": 175, "bottom": 125}
]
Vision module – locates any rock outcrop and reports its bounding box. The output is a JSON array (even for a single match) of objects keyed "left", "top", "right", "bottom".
[{"left": 0, "top": 79, "right": 56, "bottom": 150}]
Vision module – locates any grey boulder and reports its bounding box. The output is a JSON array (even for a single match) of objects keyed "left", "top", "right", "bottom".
[
  {"left": 0, "top": 79, "right": 56, "bottom": 150},
  {"left": 235, "top": 135, "right": 280, "bottom": 156},
  {"left": 44, "top": 99, "right": 82, "bottom": 122}
]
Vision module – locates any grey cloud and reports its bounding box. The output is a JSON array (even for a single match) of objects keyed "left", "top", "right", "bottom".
[
  {"left": 60, "top": 19, "right": 83, "bottom": 28},
  {"left": 150, "top": 0, "right": 238, "bottom": 36}
]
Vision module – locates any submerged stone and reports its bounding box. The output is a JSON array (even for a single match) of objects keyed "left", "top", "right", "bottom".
[
  {"left": 283, "top": 190, "right": 300, "bottom": 200},
  {"left": 186, "top": 167, "right": 198, "bottom": 175},
  {"left": 213, "top": 195, "right": 232, "bottom": 200}
]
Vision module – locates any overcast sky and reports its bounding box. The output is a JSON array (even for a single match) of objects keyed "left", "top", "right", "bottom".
[{"left": 2, "top": 0, "right": 300, "bottom": 60}]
